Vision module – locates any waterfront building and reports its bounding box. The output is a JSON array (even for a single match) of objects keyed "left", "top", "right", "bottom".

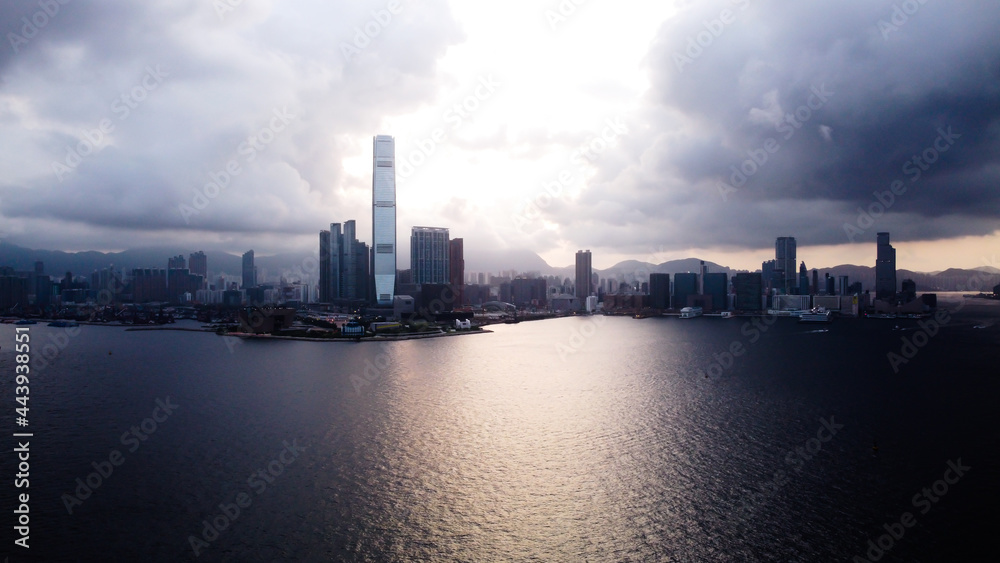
[
  {"left": 875, "top": 232, "right": 896, "bottom": 300},
  {"left": 649, "top": 273, "right": 670, "bottom": 309},
  {"left": 673, "top": 272, "right": 698, "bottom": 310},
  {"left": 411, "top": 226, "right": 450, "bottom": 285},
  {"left": 775, "top": 236, "right": 797, "bottom": 293},
  {"left": 575, "top": 250, "right": 593, "bottom": 306},
  {"left": 372, "top": 134, "right": 396, "bottom": 306},
  {"left": 703, "top": 272, "right": 728, "bottom": 312},
  {"left": 733, "top": 272, "right": 764, "bottom": 311},
  {"left": 449, "top": 238, "right": 464, "bottom": 306}
]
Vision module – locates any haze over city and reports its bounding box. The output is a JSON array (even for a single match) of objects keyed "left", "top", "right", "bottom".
[{"left": 1, "top": 0, "right": 998, "bottom": 272}]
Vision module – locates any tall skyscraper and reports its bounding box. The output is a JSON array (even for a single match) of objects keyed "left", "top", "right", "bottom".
[
  {"left": 319, "top": 221, "right": 370, "bottom": 303},
  {"left": 649, "top": 273, "right": 670, "bottom": 309},
  {"left": 189, "top": 251, "right": 207, "bottom": 278},
  {"left": 733, "top": 272, "right": 763, "bottom": 311},
  {"left": 673, "top": 272, "right": 698, "bottom": 309},
  {"left": 242, "top": 250, "right": 256, "bottom": 289},
  {"left": 411, "top": 227, "right": 450, "bottom": 284},
  {"left": 575, "top": 250, "right": 593, "bottom": 301},
  {"left": 449, "top": 238, "right": 465, "bottom": 305},
  {"left": 775, "top": 236, "right": 797, "bottom": 293},
  {"left": 372, "top": 134, "right": 396, "bottom": 306},
  {"left": 875, "top": 232, "right": 896, "bottom": 300},
  {"left": 703, "top": 272, "right": 728, "bottom": 312},
  {"left": 319, "top": 229, "right": 331, "bottom": 302}
]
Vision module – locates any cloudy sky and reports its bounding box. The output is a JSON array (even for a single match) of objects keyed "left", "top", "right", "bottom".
[{"left": 1, "top": 0, "right": 998, "bottom": 272}]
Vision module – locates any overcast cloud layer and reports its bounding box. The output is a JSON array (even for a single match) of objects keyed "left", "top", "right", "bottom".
[{"left": 1, "top": 0, "right": 997, "bottom": 269}]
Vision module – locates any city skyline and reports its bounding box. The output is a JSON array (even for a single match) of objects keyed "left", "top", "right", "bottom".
[{"left": 0, "top": 1, "right": 997, "bottom": 274}]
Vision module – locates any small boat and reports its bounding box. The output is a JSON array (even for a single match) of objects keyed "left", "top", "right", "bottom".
[
  {"left": 14, "top": 319, "right": 37, "bottom": 325},
  {"left": 48, "top": 320, "right": 80, "bottom": 327}
]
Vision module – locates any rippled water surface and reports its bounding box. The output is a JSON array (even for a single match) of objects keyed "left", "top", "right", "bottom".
[{"left": 1, "top": 311, "right": 998, "bottom": 561}]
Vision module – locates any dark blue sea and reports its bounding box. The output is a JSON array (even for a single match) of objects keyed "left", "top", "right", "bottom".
[{"left": 2, "top": 298, "right": 998, "bottom": 561}]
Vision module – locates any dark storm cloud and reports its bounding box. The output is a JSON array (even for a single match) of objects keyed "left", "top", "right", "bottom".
[
  {"left": 549, "top": 0, "right": 1000, "bottom": 251},
  {"left": 0, "top": 0, "right": 463, "bottom": 248}
]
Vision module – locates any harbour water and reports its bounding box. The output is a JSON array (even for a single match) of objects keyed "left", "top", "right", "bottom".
[{"left": 2, "top": 301, "right": 998, "bottom": 561}]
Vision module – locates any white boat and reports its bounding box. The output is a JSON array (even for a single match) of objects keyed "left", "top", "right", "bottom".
[{"left": 799, "top": 307, "right": 832, "bottom": 323}]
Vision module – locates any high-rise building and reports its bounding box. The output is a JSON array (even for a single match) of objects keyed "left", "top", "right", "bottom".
[
  {"left": 449, "top": 238, "right": 464, "bottom": 305},
  {"left": 372, "top": 134, "right": 396, "bottom": 306},
  {"left": 837, "top": 275, "right": 850, "bottom": 296},
  {"left": 319, "top": 229, "right": 331, "bottom": 302},
  {"left": 242, "top": 250, "right": 256, "bottom": 289},
  {"left": 649, "top": 273, "right": 670, "bottom": 309},
  {"left": 320, "top": 221, "right": 370, "bottom": 303},
  {"left": 575, "top": 250, "right": 593, "bottom": 301},
  {"left": 875, "top": 232, "right": 896, "bottom": 300},
  {"left": 189, "top": 251, "right": 207, "bottom": 278},
  {"left": 775, "top": 236, "right": 797, "bottom": 293},
  {"left": 168, "top": 255, "right": 186, "bottom": 270},
  {"left": 703, "top": 272, "right": 728, "bottom": 312},
  {"left": 411, "top": 227, "right": 450, "bottom": 285},
  {"left": 733, "top": 272, "right": 763, "bottom": 311},
  {"left": 798, "top": 262, "right": 809, "bottom": 296},
  {"left": 673, "top": 272, "right": 698, "bottom": 309}
]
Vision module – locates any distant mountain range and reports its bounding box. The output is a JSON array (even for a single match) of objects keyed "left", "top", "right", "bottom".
[{"left": 1, "top": 241, "right": 997, "bottom": 292}]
